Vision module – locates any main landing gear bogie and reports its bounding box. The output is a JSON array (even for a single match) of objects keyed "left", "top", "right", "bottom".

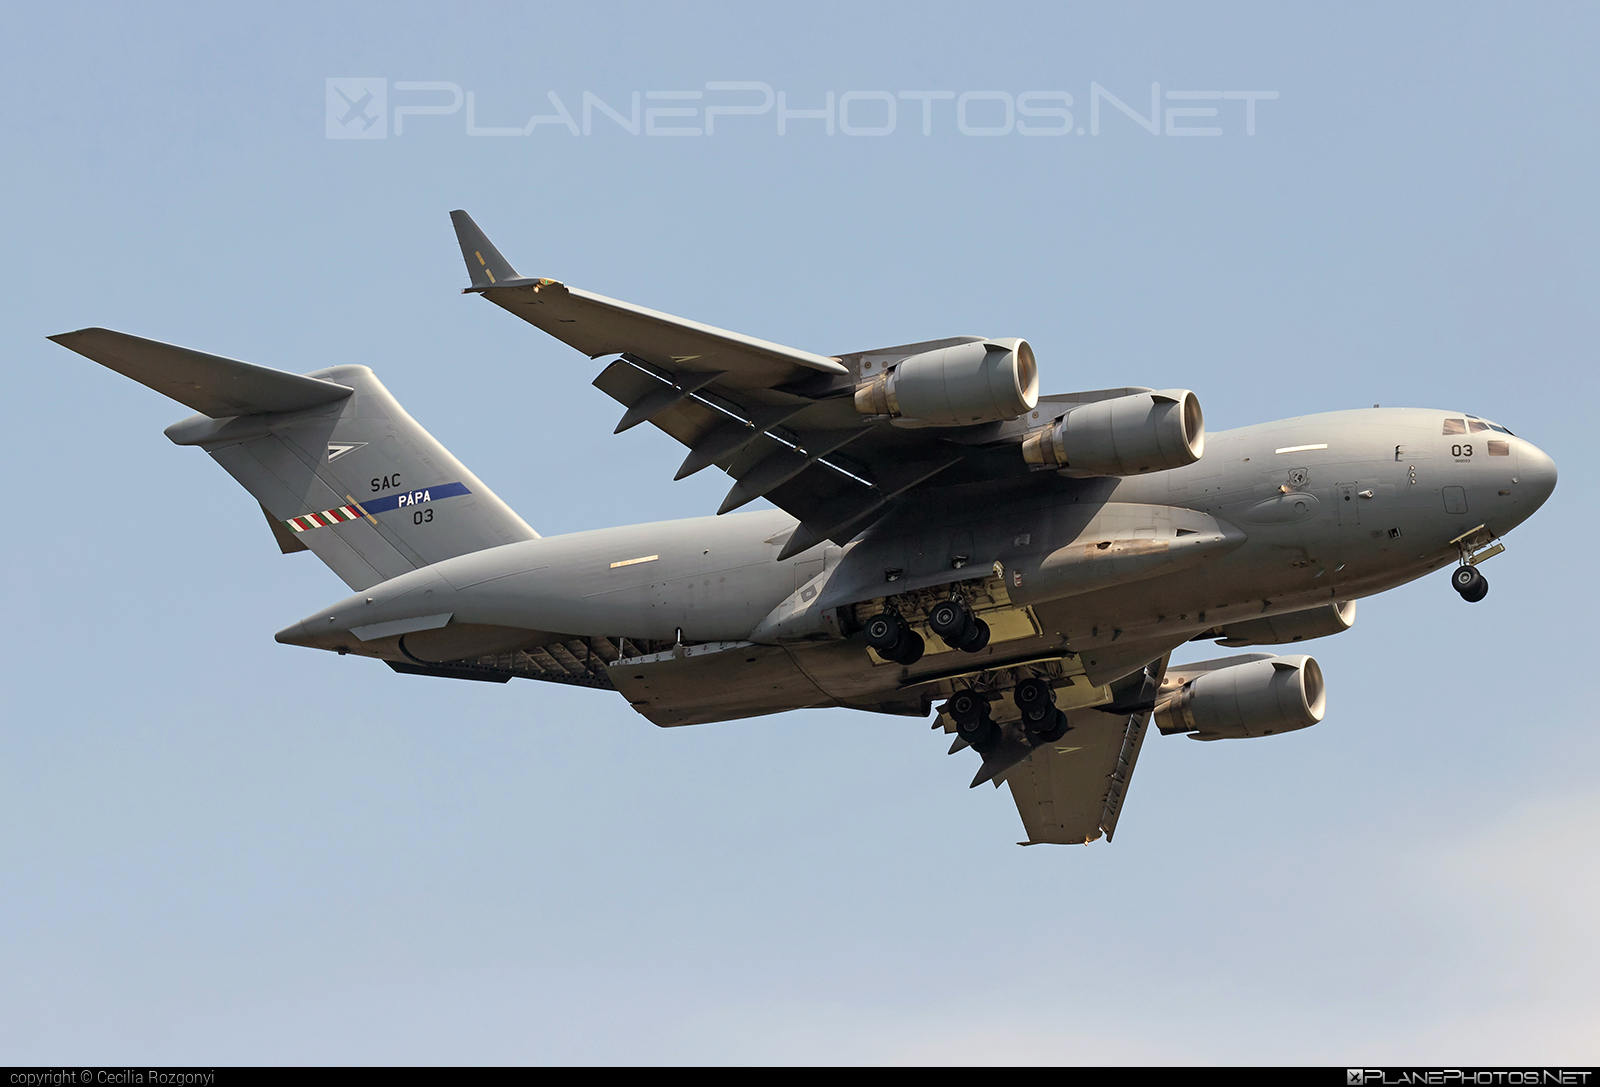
[
  {"left": 1451, "top": 564, "right": 1488, "bottom": 603},
  {"left": 927, "top": 597, "right": 991, "bottom": 653},
  {"left": 1014, "top": 677, "right": 1070, "bottom": 743},
  {"left": 941, "top": 682, "right": 1072, "bottom": 757},
  {"left": 863, "top": 611, "right": 926, "bottom": 665},
  {"left": 945, "top": 689, "right": 1000, "bottom": 753}
]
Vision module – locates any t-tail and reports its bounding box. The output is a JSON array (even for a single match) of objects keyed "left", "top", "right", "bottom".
[{"left": 49, "top": 327, "right": 537, "bottom": 590}]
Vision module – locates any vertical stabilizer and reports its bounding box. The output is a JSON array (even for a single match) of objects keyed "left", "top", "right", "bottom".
[{"left": 53, "top": 329, "right": 538, "bottom": 592}]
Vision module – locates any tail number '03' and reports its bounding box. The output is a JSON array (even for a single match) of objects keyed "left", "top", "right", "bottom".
[
  {"left": 1452, "top": 444, "right": 1473, "bottom": 458},
  {"left": 413, "top": 508, "right": 433, "bottom": 525}
]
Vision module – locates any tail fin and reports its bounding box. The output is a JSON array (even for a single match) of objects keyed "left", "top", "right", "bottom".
[
  {"left": 450, "top": 209, "right": 520, "bottom": 289},
  {"left": 52, "top": 327, "right": 538, "bottom": 591}
]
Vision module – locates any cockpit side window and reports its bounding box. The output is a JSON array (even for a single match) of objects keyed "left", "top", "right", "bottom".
[
  {"left": 1442, "top": 418, "right": 1466, "bottom": 435},
  {"left": 1468, "top": 420, "right": 1491, "bottom": 432}
]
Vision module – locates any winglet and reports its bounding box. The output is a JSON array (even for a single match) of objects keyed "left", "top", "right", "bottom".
[{"left": 450, "top": 210, "right": 521, "bottom": 289}]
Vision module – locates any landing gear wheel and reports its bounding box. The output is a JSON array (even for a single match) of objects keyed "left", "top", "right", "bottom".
[
  {"left": 1014, "top": 677, "right": 1057, "bottom": 725},
  {"left": 929, "top": 599, "right": 974, "bottom": 646},
  {"left": 1452, "top": 565, "right": 1488, "bottom": 603},
  {"left": 888, "top": 629, "right": 926, "bottom": 665},
  {"left": 945, "top": 689, "right": 1000, "bottom": 753},
  {"left": 956, "top": 617, "right": 991, "bottom": 653},
  {"left": 864, "top": 612, "right": 906, "bottom": 652},
  {"left": 956, "top": 713, "right": 1000, "bottom": 753},
  {"left": 1031, "top": 707, "right": 1070, "bottom": 744},
  {"left": 863, "top": 613, "right": 926, "bottom": 663},
  {"left": 944, "top": 689, "right": 987, "bottom": 726}
]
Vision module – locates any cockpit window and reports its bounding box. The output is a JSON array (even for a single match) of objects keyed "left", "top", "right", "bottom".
[{"left": 1446, "top": 416, "right": 1516, "bottom": 436}]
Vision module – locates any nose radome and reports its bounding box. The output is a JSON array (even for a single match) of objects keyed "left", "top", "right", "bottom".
[{"left": 1519, "top": 440, "right": 1558, "bottom": 511}]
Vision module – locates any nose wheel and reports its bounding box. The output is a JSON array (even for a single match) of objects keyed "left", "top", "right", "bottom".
[
  {"left": 1447, "top": 525, "right": 1502, "bottom": 604},
  {"left": 1451, "top": 564, "right": 1488, "bottom": 602}
]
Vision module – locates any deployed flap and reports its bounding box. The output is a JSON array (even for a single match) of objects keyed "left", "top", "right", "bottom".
[
  {"left": 49, "top": 328, "right": 352, "bottom": 418},
  {"left": 1006, "top": 709, "right": 1150, "bottom": 845},
  {"left": 1005, "top": 656, "right": 1169, "bottom": 845}
]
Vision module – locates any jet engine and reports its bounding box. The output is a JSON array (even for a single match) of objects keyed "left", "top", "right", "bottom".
[
  {"left": 1212, "top": 601, "right": 1356, "bottom": 647},
  {"left": 854, "top": 339, "right": 1039, "bottom": 426},
  {"left": 1154, "top": 654, "right": 1325, "bottom": 741},
  {"left": 1022, "top": 389, "right": 1204, "bottom": 476}
]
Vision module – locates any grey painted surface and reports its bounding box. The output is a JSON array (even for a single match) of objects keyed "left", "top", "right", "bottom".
[
  {"left": 51, "top": 297, "right": 1557, "bottom": 849},
  {"left": 10, "top": 6, "right": 1595, "bottom": 1060}
]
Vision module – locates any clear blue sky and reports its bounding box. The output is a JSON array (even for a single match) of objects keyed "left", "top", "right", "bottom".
[{"left": 2, "top": 1, "right": 1596, "bottom": 1064}]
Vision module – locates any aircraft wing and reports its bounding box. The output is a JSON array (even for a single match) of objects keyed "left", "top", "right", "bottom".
[
  {"left": 453, "top": 215, "right": 846, "bottom": 389},
  {"left": 1003, "top": 708, "right": 1151, "bottom": 844},
  {"left": 452, "top": 211, "right": 1104, "bottom": 559},
  {"left": 1001, "top": 655, "right": 1170, "bottom": 845}
]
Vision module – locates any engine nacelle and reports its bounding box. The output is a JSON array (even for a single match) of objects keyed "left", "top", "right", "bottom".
[
  {"left": 1213, "top": 601, "right": 1356, "bottom": 647},
  {"left": 1154, "top": 654, "right": 1326, "bottom": 741},
  {"left": 1022, "top": 389, "right": 1204, "bottom": 476},
  {"left": 854, "top": 338, "right": 1038, "bottom": 426}
]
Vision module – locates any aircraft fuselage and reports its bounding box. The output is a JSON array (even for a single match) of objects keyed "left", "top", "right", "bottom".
[{"left": 278, "top": 406, "right": 1556, "bottom": 725}]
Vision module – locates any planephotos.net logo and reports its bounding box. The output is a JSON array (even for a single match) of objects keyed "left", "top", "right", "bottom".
[
  {"left": 1347, "top": 1072, "right": 1593, "bottom": 1085},
  {"left": 325, "top": 78, "right": 1278, "bottom": 140}
]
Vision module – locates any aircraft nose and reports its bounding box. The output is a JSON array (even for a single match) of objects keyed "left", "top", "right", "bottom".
[{"left": 1519, "top": 440, "right": 1558, "bottom": 511}]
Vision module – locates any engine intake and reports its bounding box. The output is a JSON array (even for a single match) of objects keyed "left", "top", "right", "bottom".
[
  {"left": 855, "top": 339, "right": 1038, "bottom": 426},
  {"left": 1154, "top": 654, "right": 1326, "bottom": 741},
  {"left": 1022, "top": 389, "right": 1204, "bottom": 476}
]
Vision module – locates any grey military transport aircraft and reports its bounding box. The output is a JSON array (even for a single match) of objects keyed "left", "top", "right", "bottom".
[{"left": 50, "top": 211, "right": 1558, "bottom": 845}]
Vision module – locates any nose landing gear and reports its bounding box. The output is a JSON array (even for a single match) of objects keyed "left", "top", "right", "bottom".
[
  {"left": 1452, "top": 564, "right": 1488, "bottom": 602},
  {"left": 1447, "top": 524, "right": 1502, "bottom": 603}
]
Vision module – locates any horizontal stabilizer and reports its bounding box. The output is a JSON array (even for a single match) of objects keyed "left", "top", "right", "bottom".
[
  {"left": 49, "top": 327, "right": 352, "bottom": 418},
  {"left": 450, "top": 209, "right": 522, "bottom": 289}
]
